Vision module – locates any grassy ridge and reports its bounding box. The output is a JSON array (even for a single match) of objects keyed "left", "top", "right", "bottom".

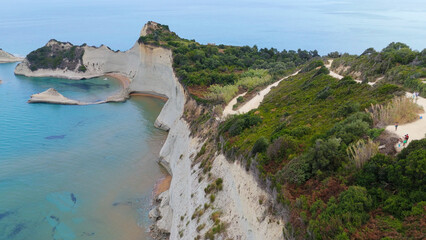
[
  {"left": 140, "top": 22, "right": 425, "bottom": 239},
  {"left": 330, "top": 42, "right": 426, "bottom": 97},
  {"left": 219, "top": 61, "right": 425, "bottom": 239},
  {"left": 139, "top": 22, "right": 318, "bottom": 104}
]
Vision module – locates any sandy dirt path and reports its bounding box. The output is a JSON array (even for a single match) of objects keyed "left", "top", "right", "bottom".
[
  {"left": 222, "top": 92, "right": 247, "bottom": 117},
  {"left": 325, "top": 59, "right": 376, "bottom": 86},
  {"left": 385, "top": 92, "right": 426, "bottom": 151},
  {"left": 222, "top": 70, "right": 299, "bottom": 118}
]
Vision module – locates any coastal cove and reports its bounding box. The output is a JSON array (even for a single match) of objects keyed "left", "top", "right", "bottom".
[
  {"left": 2, "top": 7, "right": 424, "bottom": 237},
  {"left": 0, "top": 62, "right": 169, "bottom": 240}
]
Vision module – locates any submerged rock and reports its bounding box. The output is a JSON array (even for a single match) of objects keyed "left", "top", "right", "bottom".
[{"left": 0, "top": 211, "right": 14, "bottom": 221}]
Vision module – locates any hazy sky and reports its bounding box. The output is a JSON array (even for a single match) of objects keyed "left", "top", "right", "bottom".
[{"left": 1, "top": 0, "right": 425, "bottom": 55}]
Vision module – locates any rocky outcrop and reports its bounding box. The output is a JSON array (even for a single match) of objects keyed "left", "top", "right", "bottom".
[
  {"left": 15, "top": 24, "right": 184, "bottom": 131},
  {"left": 28, "top": 88, "right": 80, "bottom": 105},
  {"left": 16, "top": 22, "right": 285, "bottom": 240},
  {"left": 0, "top": 49, "right": 23, "bottom": 63}
]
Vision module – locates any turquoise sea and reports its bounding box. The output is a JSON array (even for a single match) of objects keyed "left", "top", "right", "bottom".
[
  {"left": 0, "top": 0, "right": 425, "bottom": 239},
  {"left": 0, "top": 62, "right": 167, "bottom": 240}
]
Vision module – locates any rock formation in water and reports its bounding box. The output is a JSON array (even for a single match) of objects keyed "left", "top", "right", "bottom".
[
  {"left": 16, "top": 21, "right": 285, "bottom": 240},
  {"left": 0, "top": 49, "right": 23, "bottom": 63},
  {"left": 15, "top": 23, "right": 184, "bottom": 131},
  {"left": 28, "top": 88, "right": 80, "bottom": 105}
]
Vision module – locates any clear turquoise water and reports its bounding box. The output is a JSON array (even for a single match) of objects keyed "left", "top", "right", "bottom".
[
  {"left": 0, "top": 62, "right": 167, "bottom": 240},
  {"left": 0, "top": 1, "right": 424, "bottom": 239}
]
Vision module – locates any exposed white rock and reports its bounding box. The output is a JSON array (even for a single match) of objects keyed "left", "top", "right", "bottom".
[
  {"left": 326, "top": 59, "right": 376, "bottom": 86},
  {"left": 28, "top": 88, "right": 80, "bottom": 105},
  {"left": 17, "top": 22, "right": 286, "bottom": 240},
  {"left": 16, "top": 39, "right": 184, "bottom": 131},
  {"left": 0, "top": 49, "right": 23, "bottom": 63}
]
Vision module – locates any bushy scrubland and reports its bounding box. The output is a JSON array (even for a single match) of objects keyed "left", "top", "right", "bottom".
[
  {"left": 219, "top": 63, "right": 425, "bottom": 239},
  {"left": 139, "top": 22, "right": 319, "bottom": 103},
  {"left": 330, "top": 42, "right": 426, "bottom": 97}
]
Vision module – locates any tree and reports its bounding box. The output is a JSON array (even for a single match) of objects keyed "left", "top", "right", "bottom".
[{"left": 361, "top": 47, "right": 376, "bottom": 56}]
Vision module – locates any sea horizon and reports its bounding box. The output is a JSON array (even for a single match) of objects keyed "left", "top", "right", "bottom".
[{"left": 1, "top": 0, "right": 425, "bottom": 57}]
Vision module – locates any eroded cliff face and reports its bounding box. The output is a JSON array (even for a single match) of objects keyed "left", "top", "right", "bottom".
[
  {"left": 15, "top": 28, "right": 185, "bottom": 131},
  {"left": 15, "top": 22, "right": 285, "bottom": 240}
]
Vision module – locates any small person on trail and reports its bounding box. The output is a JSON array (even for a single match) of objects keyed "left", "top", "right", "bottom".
[
  {"left": 395, "top": 122, "right": 398, "bottom": 131},
  {"left": 403, "top": 134, "right": 409, "bottom": 147}
]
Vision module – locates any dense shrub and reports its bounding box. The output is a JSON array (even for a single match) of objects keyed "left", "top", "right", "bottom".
[
  {"left": 327, "top": 112, "right": 372, "bottom": 145},
  {"left": 316, "top": 86, "right": 331, "bottom": 100},
  {"left": 307, "top": 138, "right": 346, "bottom": 173},
  {"left": 355, "top": 140, "right": 426, "bottom": 219},
  {"left": 252, "top": 137, "right": 269, "bottom": 154},
  {"left": 300, "top": 59, "right": 324, "bottom": 73},
  {"left": 309, "top": 186, "right": 372, "bottom": 238},
  {"left": 266, "top": 135, "right": 298, "bottom": 161},
  {"left": 278, "top": 156, "right": 311, "bottom": 184},
  {"left": 337, "top": 76, "right": 357, "bottom": 87},
  {"left": 313, "top": 66, "right": 330, "bottom": 77},
  {"left": 220, "top": 113, "right": 262, "bottom": 136},
  {"left": 336, "top": 101, "right": 360, "bottom": 117}
]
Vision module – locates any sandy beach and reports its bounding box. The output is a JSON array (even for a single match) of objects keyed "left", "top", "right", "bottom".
[
  {"left": 153, "top": 175, "right": 172, "bottom": 197},
  {"left": 105, "top": 73, "right": 131, "bottom": 88},
  {"left": 130, "top": 92, "right": 168, "bottom": 101}
]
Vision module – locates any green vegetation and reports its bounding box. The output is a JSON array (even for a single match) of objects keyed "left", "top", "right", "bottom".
[
  {"left": 331, "top": 42, "right": 426, "bottom": 96},
  {"left": 367, "top": 96, "right": 424, "bottom": 127},
  {"left": 139, "top": 22, "right": 319, "bottom": 103},
  {"left": 26, "top": 43, "right": 84, "bottom": 71},
  {"left": 218, "top": 63, "right": 425, "bottom": 239},
  {"left": 141, "top": 23, "right": 424, "bottom": 239}
]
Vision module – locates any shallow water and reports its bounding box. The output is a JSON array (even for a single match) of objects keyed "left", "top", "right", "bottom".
[{"left": 0, "top": 62, "right": 167, "bottom": 240}]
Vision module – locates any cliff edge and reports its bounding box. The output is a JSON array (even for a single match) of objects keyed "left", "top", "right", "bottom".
[
  {"left": 15, "top": 22, "right": 184, "bottom": 131},
  {"left": 15, "top": 21, "right": 285, "bottom": 240}
]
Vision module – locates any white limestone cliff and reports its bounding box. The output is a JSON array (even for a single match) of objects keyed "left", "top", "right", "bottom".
[{"left": 15, "top": 22, "right": 285, "bottom": 240}]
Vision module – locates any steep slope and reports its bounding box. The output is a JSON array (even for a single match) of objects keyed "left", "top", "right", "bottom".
[
  {"left": 15, "top": 22, "right": 286, "bottom": 240},
  {"left": 15, "top": 30, "right": 184, "bottom": 131}
]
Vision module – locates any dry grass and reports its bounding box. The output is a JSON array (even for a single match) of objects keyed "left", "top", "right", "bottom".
[
  {"left": 367, "top": 96, "right": 424, "bottom": 127},
  {"left": 347, "top": 138, "right": 379, "bottom": 169}
]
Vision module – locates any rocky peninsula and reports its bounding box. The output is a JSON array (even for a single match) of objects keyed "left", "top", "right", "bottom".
[
  {"left": 17, "top": 21, "right": 425, "bottom": 240},
  {"left": 15, "top": 21, "right": 284, "bottom": 240}
]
